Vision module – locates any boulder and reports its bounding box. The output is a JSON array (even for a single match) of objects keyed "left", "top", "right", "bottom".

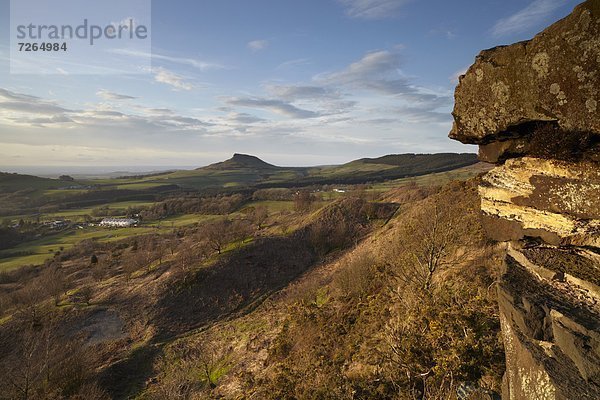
[{"left": 449, "top": 1, "right": 600, "bottom": 152}]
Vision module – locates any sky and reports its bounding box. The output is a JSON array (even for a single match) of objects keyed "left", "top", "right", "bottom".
[{"left": 0, "top": 0, "right": 583, "bottom": 171}]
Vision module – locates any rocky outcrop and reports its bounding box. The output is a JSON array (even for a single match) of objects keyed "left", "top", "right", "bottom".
[
  {"left": 450, "top": 0, "right": 600, "bottom": 147},
  {"left": 449, "top": 1, "right": 600, "bottom": 399},
  {"left": 479, "top": 157, "right": 600, "bottom": 247}
]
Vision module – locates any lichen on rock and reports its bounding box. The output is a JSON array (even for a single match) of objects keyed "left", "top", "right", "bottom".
[
  {"left": 449, "top": 0, "right": 600, "bottom": 145},
  {"left": 448, "top": 1, "right": 600, "bottom": 399}
]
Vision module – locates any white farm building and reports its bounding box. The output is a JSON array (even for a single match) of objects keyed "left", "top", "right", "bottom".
[{"left": 100, "top": 218, "right": 138, "bottom": 228}]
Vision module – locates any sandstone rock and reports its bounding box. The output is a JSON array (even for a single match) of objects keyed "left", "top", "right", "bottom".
[
  {"left": 449, "top": 0, "right": 600, "bottom": 147},
  {"left": 447, "top": 1, "right": 600, "bottom": 398},
  {"left": 499, "top": 257, "right": 600, "bottom": 399},
  {"left": 551, "top": 310, "right": 600, "bottom": 383},
  {"left": 479, "top": 157, "right": 600, "bottom": 246}
]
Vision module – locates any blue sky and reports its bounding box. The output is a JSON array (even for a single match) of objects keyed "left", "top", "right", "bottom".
[{"left": 0, "top": 0, "right": 582, "bottom": 169}]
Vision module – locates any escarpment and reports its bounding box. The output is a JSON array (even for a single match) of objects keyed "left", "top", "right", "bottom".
[{"left": 449, "top": 1, "right": 600, "bottom": 399}]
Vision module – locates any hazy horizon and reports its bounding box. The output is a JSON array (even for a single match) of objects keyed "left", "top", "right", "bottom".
[{"left": 0, "top": 148, "right": 482, "bottom": 177}]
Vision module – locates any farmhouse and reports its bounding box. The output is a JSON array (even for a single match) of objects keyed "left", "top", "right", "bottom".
[{"left": 99, "top": 218, "right": 138, "bottom": 228}]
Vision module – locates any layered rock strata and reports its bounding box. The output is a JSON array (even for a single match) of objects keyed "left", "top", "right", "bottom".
[{"left": 449, "top": 1, "right": 600, "bottom": 399}]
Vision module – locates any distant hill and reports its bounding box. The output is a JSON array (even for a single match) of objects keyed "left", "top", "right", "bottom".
[
  {"left": 202, "top": 153, "right": 279, "bottom": 171},
  {"left": 81, "top": 152, "right": 480, "bottom": 191},
  {"left": 359, "top": 153, "right": 477, "bottom": 167},
  {"left": 286, "top": 153, "right": 479, "bottom": 186},
  {"left": 0, "top": 172, "right": 78, "bottom": 193},
  {"left": 0, "top": 153, "right": 480, "bottom": 197}
]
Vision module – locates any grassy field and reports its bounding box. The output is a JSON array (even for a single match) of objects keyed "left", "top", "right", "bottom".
[
  {"left": 241, "top": 200, "right": 295, "bottom": 212},
  {"left": 368, "top": 162, "right": 491, "bottom": 192},
  {"left": 0, "top": 226, "right": 156, "bottom": 272},
  {"left": 0, "top": 157, "right": 486, "bottom": 273},
  {"left": 0, "top": 199, "right": 306, "bottom": 272},
  {"left": 5, "top": 200, "right": 158, "bottom": 224},
  {"left": 0, "top": 214, "right": 217, "bottom": 272},
  {"left": 152, "top": 214, "right": 221, "bottom": 228}
]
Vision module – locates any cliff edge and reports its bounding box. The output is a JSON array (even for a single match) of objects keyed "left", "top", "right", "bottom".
[{"left": 449, "top": 1, "right": 600, "bottom": 399}]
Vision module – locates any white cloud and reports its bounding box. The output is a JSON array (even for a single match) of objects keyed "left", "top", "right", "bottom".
[
  {"left": 491, "top": 0, "right": 568, "bottom": 37},
  {"left": 0, "top": 88, "right": 214, "bottom": 132},
  {"left": 226, "top": 112, "right": 266, "bottom": 124},
  {"left": 428, "top": 27, "right": 457, "bottom": 40},
  {"left": 338, "top": 0, "right": 411, "bottom": 19},
  {"left": 97, "top": 89, "right": 137, "bottom": 101},
  {"left": 315, "top": 50, "right": 451, "bottom": 107},
  {"left": 317, "top": 50, "right": 402, "bottom": 85},
  {"left": 153, "top": 67, "right": 194, "bottom": 91},
  {"left": 226, "top": 96, "right": 319, "bottom": 119},
  {"left": 265, "top": 85, "right": 340, "bottom": 100},
  {"left": 247, "top": 40, "right": 269, "bottom": 52},
  {"left": 0, "top": 88, "right": 73, "bottom": 116},
  {"left": 221, "top": 47, "right": 451, "bottom": 132}
]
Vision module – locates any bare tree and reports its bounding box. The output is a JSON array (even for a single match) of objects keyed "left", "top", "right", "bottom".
[
  {"left": 40, "top": 266, "right": 67, "bottom": 306},
  {"left": 391, "top": 198, "right": 471, "bottom": 292},
  {"left": 166, "top": 233, "right": 180, "bottom": 256},
  {"left": 193, "top": 341, "right": 223, "bottom": 389},
  {"left": 122, "top": 259, "right": 138, "bottom": 283},
  {"left": 0, "top": 313, "right": 95, "bottom": 399},
  {"left": 153, "top": 242, "right": 166, "bottom": 267},
  {"left": 204, "top": 220, "right": 231, "bottom": 255},
  {"left": 293, "top": 190, "right": 315, "bottom": 212},
  {"left": 11, "top": 283, "right": 45, "bottom": 329},
  {"left": 72, "top": 383, "right": 110, "bottom": 400},
  {"left": 251, "top": 205, "right": 269, "bottom": 230}
]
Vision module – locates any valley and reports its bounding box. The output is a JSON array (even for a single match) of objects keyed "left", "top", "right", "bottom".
[{"left": 0, "top": 153, "right": 502, "bottom": 399}]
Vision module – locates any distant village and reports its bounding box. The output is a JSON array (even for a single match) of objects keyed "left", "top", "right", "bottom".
[
  {"left": 99, "top": 218, "right": 138, "bottom": 227},
  {"left": 39, "top": 217, "right": 139, "bottom": 230}
]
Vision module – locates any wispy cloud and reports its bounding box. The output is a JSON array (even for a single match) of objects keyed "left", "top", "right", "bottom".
[
  {"left": 111, "top": 49, "right": 224, "bottom": 70},
  {"left": 276, "top": 58, "right": 311, "bottom": 70},
  {"left": 153, "top": 67, "right": 194, "bottom": 91},
  {"left": 428, "top": 27, "right": 457, "bottom": 40},
  {"left": 317, "top": 50, "right": 403, "bottom": 86},
  {"left": 338, "top": 0, "right": 411, "bottom": 19},
  {"left": 265, "top": 85, "right": 340, "bottom": 101},
  {"left": 226, "top": 112, "right": 266, "bottom": 124},
  {"left": 221, "top": 47, "right": 450, "bottom": 127},
  {"left": 110, "top": 17, "right": 139, "bottom": 29},
  {"left": 491, "top": 0, "right": 568, "bottom": 37},
  {"left": 0, "top": 85, "right": 466, "bottom": 167},
  {"left": 97, "top": 89, "right": 137, "bottom": 101},
  {"left": 0, "top": 88, "right": 73, "bottom": 116},
  {"left": 226, "top": 96, "right": 319, "bottom": 119},
  {"left": 315, "top": 50, "right": 451, "bottom": 107},
  {"left": 247, "top": 40, "right": 269, "bottom": 52}
]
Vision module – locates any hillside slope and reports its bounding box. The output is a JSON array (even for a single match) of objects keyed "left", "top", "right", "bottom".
[
  {"left": 141, "top": 179, "right": 505, "bottom": 399},
  {"left": 0, "top": 172, "right": 80, "bottom": 193},
  {"left": 0, "top": 171, "right": 505, "bottom": 400},
  {"left": 93, "top": 153, "right": 478, "bottom": 191}
]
